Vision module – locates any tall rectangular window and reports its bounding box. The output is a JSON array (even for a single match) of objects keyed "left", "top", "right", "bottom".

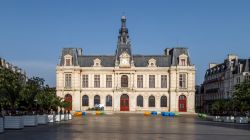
[
  {"left": 161, "top": 75, "right": 167, "bottom": 88},
  {"left": 237, "top": 77, "right": 241, "bottom": 84},
  {"left": 137, "top": 75, "right": 143, "bottom": 88},
  {"left": 149, "top": 75, "right": 155, "bottom": 88},
  {"left": 106, "top": 75, "right": 112, "bottom": 88},
  {"left": 65, "top": 59, "right": 71, "bottom": 66},
  {"left": 65, "top": 74, "right": 72, "bottom": 88},
  {"left": 94, "top": 75, "right": 100, "bottom": 88},
  {"left": 180, "top": 59, "right": 186, "bottom": 66},
  {"left": 179, "top": 73, "right": 186, "bottom": 89},
  {"left": 82, "top": 75, "right": 88, "bottom": 88}
]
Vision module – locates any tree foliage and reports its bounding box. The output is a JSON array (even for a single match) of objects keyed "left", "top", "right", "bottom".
[{"left": 0, "top": 68, "right": 24, "bottom": 114}]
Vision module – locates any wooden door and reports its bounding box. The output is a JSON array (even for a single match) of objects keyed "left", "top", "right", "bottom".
[
  {"left": 120, "top": 94, "right": 129, "bottom": 111},
  {"left": 179, "top": 95, "right": 187, "bottom": 112},
  {"left": 65, "top": 94, "right": 72, "bottom": 111}
]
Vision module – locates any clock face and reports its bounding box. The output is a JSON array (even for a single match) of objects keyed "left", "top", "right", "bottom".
[{"left": 121, "top": 59, "right": 128, "bottom": 65}]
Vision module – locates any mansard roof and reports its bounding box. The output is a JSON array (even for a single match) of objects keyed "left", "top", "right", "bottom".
[
  {"left": 78, "top": 55, "right": 115, "bottom": 67},
  {"left": 59, "top": 47, "right": 191, "bottom": 67},
  {"left": 59, "top": 17, "right": 192, "bottom": 68},
  {"left": 205, "top": 57, "right": 250, "bottom": 77},
  {"left": 133, "top": 55, "right": 171, "bottom": 67}
]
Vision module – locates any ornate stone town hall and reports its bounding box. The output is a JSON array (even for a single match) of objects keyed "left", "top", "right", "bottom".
[{"left": 56, "top": 16, "right": 196, "bottom": 113}]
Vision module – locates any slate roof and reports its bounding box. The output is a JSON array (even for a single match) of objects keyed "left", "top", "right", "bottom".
[
  {"left": 205, "top": 58, "right": 250, "bottom": 77},
  {"left": 59, "top": 47, "right": 191, "bottom": 67},
  {"left": 78, "top": 55, "right": 115, "bottom": 67},
  {"left": 133, "top": 55, "right": 171, "bottom": 67}
]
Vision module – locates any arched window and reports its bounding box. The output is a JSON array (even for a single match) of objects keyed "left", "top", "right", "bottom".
[
  {"left": 148, "top": 95, "right": 155, "bottom": 107},
  {"left": 82, "top": 95, "right": 89, "bottom": 106},
  {"left": 106, "top": 95, "right": 112, "bottom": 106},
  {"left": 121, "top": 75, "right": 128, "bottom": 87},
  {"left": 179, "top": 95, "right": 186, "bottom": 100},
  {"left": 94, "top": 95, "right": 100, "bottom": 105},
  {"left": 160, "top": 96, "right": 167, "bottom": 107},
  {"left": 137, "top": 95, "right": 143, "bottom": 107}
]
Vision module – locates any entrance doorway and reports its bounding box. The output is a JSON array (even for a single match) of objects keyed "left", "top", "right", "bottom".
[
  {"left": 120, "top": 94, "right": 129, "bottom": 111},
  {"left": 64, "top": 94, "right": 72, "bottom": 111},
  {"left": 179, "top": 95, "right": 187, "bottom": 112}
]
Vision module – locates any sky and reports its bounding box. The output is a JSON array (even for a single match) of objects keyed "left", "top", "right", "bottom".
[{"left": 0, "top": 0, "right": 250, "bottom": 86}]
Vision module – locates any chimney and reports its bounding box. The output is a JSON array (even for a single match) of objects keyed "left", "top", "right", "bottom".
[
  {"left": 164, "top": 48, "right": 171, "bottom": 55},
  {"left": 77, "top": 48, "right": 83, "bottom": 56}
]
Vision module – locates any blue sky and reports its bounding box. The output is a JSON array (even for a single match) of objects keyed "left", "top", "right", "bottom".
[{"left": 0, "top": 0, "right": 250, "bottom": 86}]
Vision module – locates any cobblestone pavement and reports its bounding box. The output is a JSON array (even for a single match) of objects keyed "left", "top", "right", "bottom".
[{"left": 0, "top": 114, "right": 250, "bottom": 140}]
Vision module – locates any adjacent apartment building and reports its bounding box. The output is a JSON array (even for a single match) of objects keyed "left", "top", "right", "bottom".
[
  {"left": 56, "top": 16, "right": 196, "bottom": 112},
  {"left": 0, "top": 57, "right": 27, "bottom": 78},
  {"left": 202, "top": 54, "right": 250, "bottom": 113}
]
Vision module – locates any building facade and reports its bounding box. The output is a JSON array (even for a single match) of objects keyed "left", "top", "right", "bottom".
[
  {"left": 0, "top": 57, "right": 27, "bottom": 82},
  {"left": 202, "top": 54, "right": 250, "bottom": 113},
  {"left": 56, "top": 16, "right": 196, "bottom": 112}
]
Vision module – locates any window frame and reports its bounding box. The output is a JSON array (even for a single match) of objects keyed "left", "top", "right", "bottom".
[
  {"left": 82, "top": 95, "right": 89, "bottom": 106},
  {"left": 106, "top": 75, "right": 112, "bottom": 88},
  {"left": 82, "top": 75, "right": 88, "bottom": 88},
  {"left": 148, "top": 95, "right": 155, "bottom": 107},
  {"left": 94, "top": 75, "right": 100, "bottom": 88},
  {"left": 137, "top": 95, "right": 143, "bottom": 107},
  {"left": 121, "top": 75, "right": 129, "bottom": 87},
  {"left": 161, "top": 75, "right": 167, "bottom": 88},
  {"left": 160, "top": 96, "right": 167, "bottom": 107},
  {"left": 106, "top": 95, "right": 112, "bottom": 107},
  {"left": 179, "top": 73, "right": 187, "bottom": 89},
  {"left": 65, "top": 73, "right": 72, "bottom": 88},
  {"left": 149, "top": 75, "right": 155, "bottom": 88},
  {"left": 94, "top": 95, "right": 100, "bottom": 105},
  {"left": 137, "top": 75, "right": 143, "bottom": 88}
]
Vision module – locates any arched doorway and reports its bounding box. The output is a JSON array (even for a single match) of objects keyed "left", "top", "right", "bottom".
[
  {"left": 64, "top": 94, "right": 72, "bottom": 111},
  {"left": 120, "top": 94, "right": 129, "bottom": 111},
  {"left": 179, "top": 95, "right": 187, "bottom": 112}
]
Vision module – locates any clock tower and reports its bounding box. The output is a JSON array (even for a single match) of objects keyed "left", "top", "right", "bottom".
[{"left": 115, "top": 16, "right": 133, "bottom": 67}]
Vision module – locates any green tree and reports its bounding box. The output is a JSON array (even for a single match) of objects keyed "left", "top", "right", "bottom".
[
  {"left": 35, "top": 85, "right": 59, "bottom": 114},
  {"left": 233, "top": 80, "right": 250, "bottom": 116},
  {"left": 211, "top": 100, "right": 225, "bottom": 115},
  {"left": 19, "top": 77, "right": 44, "bottom": 114},
  {"left": 0, "top": 68, "right": 24, "bottom": 115}
]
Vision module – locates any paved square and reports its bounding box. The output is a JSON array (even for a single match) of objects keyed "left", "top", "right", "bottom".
[{"left": 0, "top": 114, "right": 250, "bottom": 140}]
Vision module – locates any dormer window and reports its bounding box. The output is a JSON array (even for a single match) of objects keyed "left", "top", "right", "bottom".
[
  {"left": 93, "top": 58, "right": 101, "bottom": 67},
  {"left": 66, "top": 59, "right": 71, "bottom": 66},
  {"left": 178, "top": 54, "right": 188, "bottom": 66},
  {"left": 148, "top": 58, "right": 156, "bottom": 67},
  {"left": 64, "top": 54, "right": 73, "bottom": 66},
  {"left": 181, "top": 59, "right": 186, "bottom": 66}
]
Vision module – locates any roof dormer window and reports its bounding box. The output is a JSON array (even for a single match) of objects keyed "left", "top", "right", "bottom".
[
  {"left": 178, "top": 54, "right": 188, "bottom": 66},
  {"left": 64, "top": 54, "right": 73, "bottom": 66},
  {"left": 93, "top": 58, "right": 102, "bottom": 67},
  {"left": 148, "top": 58, "right": 156, "bottom": 67}
]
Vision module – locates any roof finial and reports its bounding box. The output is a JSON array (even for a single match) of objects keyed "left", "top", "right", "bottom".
[{"left": 121, "top": 15, "right": 126, "bottom": 28}]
